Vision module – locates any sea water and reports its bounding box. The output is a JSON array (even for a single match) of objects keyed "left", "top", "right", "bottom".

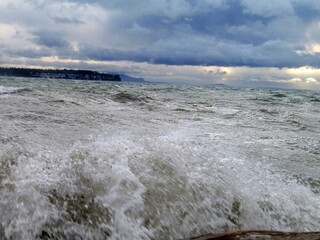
[{"left": 0, "top": 77, "right": 319, "bottom": 239}]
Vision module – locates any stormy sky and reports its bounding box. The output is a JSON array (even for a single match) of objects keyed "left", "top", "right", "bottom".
[{"left": 1, "top": 0, "right": 320, "bottom": 89}]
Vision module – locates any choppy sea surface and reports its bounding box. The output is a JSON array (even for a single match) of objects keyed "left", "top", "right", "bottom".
[{"left": 0, "top": 77, "right": 319, "bottom": 240}]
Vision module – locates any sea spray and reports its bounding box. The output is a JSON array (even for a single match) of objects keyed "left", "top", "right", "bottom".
[{"left": 0, "top": 78, "right": 319, "bottom": 239}]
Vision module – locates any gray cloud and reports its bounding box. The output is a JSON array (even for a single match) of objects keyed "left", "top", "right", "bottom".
[
  {"left": 32, "top": 29, "right": 70, "bottom": 48},
  {"left": 2, "top": 0, "right": 320, "bottom": 70},
  {"left": 52, "top": 16, "right": 84, "bottom": 25},
  {"left": 241, "top": 0, "right": 294, "bottom": 18},
  {"left": 73, "top": 37, "right": 320, "bottom": 68},
  {"left": 5, "top": 48, "right": 54, "bottom": 59}
]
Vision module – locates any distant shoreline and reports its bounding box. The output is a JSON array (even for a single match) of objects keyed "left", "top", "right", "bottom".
[{"left": 0, "top": 67, "right": 121, "bottom": 81}]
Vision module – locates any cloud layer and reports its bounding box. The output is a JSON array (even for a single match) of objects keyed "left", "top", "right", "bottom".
[{"left": 1, "top": 0, "right": 320, "bottom": 88}]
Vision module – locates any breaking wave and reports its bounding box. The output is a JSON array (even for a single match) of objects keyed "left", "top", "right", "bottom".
[
  {"left": 0, "top": 86, "right": 30, "bottom": 94},
  {"left": 0, "top": 78, "right": 319, "bottom": 239}
]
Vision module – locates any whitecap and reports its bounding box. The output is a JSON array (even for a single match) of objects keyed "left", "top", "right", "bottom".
[{"left": 0, "top": 86, "right": 28, "bottom": 94}]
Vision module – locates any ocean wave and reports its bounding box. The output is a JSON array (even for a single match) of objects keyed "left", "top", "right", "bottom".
[
  {"left": 1, "top": 132, "right": 319, "bottom": 240},
  {"left": 111, "top": 92, "right": 152, "bottom": 103},
  {"left": 0, "top": 86, "right": 30, "bottom": 94},
  {"left": 1, "top": 80, "right": 319, "bottom": 239}
]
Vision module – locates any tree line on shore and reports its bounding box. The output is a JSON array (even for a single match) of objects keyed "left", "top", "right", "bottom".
[{"left": 0, "top": 67, "right": 121, "bottom": 81}]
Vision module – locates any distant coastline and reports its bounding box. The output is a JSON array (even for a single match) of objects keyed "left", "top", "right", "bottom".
[
  {"left": 119, "top": 74, "right": 145, "bottom": 83},
  {"left": 0, "top": 67, "right": 121, "bottom": 81}
]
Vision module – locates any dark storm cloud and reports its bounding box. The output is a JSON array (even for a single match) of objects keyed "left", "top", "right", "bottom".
[
  {"left": 69, "top": 0, "right": 320, "bottom": 68},
  {"left": 75, "top": 37, "right": 320, "bottom": 68},
  {"left": 32, "top": 29, "right": 70, "bottom": 48},
  {"left": 2, "top": 0, "right": 320, "bottom": 69},
  {"left": 5, "top": 48, "right": 53, "bottom": 59}
]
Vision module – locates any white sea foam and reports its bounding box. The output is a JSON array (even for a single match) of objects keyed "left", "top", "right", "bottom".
[
  {"left": 1, "top": 131, "right": 319, "bottom": 239},
  {"left": 0, "top": 78, "right": 319, "bottom": 239},
  {"left": 0, "top": 86, "right": 27, "bottom": 94}
]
